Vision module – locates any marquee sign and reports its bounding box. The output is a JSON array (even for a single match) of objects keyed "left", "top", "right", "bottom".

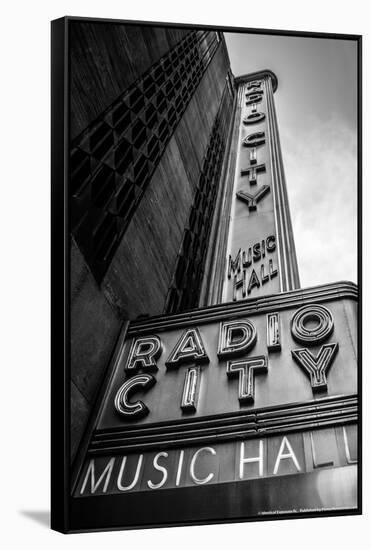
[
  {"left": 221, "top": 71, "right": 301, "bottom": 304},
  {"left": 223, "top": 77, "right": 281, "bottom": 302},
  {"left": 73, "top": 281, "right": 358, "bottom": 512}
]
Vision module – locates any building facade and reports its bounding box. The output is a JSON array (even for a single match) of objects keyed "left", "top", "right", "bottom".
[
  {"left": 68, "top": 20, "right": 358, "bottom": 530},
  {"left": 70, "top": 23, "right": 235, "bottom": 460}
]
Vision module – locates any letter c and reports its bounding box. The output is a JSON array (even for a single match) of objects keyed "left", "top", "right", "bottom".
[
  {"left": 266, "top": 235, "right": 276, "bottom": 252},
  {"left": 189, "top": 447, "right": 216, "bottom": 485},
  {"left": 114, "top": 374, "right": 156, "bottom": 419},
  {"left": 243, "top": 131, "right": 265, "bottom": 148}
]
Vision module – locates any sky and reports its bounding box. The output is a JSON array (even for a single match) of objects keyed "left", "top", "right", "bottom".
[{"left": 225, "top": 32, "right": 358, "bottom": 288}]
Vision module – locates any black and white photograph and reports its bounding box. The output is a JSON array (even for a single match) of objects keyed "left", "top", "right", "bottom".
[
  {"left": 4, "top": 0, "right": 371, "bottom": 546},
  {"left": 50, "top": 15, "right": 360, "bottom": 533}
]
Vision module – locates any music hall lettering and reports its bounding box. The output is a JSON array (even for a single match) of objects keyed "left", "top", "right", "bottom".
[
  {"left": 77, "top": 425, "right": 357, "bottom": 497},
  {"left": 228, "top": 235, "right": 278, "bottom": 301}
]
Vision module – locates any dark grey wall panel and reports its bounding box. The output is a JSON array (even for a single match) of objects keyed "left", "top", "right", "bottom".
[
  {"left": 69, "top": 25, "right": 232, "bottom": 461},
  {"left": 70, "top": 239, "right": 121, "bottom": 460},
  {"left": 70, "top": 381, "right": 90, "bottom": 461},
  {"left": 70, "top": 22, "right": 190, "bottom": 139},
  {"left": 101, "top": 43, "right": 232, "bottom": 319},
  {"left": 101, "top": 136, "right": 193, "bottom": 318}
]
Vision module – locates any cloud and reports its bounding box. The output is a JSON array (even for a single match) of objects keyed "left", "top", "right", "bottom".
[{"left": 280, "top": 114, "right": 357, "bottom": 287}]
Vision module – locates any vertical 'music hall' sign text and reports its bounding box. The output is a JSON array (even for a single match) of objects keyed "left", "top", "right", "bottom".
[{"left": 223, "top": 71, "right": 300, "bottom": 302}]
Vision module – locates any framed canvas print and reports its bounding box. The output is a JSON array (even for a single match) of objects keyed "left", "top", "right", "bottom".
[{"left": 51, "top": 16, "right": 361, "bottom": 533}]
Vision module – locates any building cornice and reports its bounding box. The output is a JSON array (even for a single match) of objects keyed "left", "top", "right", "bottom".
[
  {"left": 128, "top": 281, "right": 357, "bottom": 336},
  {"left": 234, "top": 69, "right": 278, "bottom": 92},
  {"left": 90, "top": 394, "right": 358, "bottom": 455}
]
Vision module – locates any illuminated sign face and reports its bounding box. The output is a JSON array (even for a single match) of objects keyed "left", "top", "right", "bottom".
[
  {"left": 96, "top": 296, "right": 355, "bottom": 427},
  {"left": 74, "top": 283, "right": 358, "bottom": 505},
  {"left": 224, "top": 79, "right": 281, "bottom": 301}
]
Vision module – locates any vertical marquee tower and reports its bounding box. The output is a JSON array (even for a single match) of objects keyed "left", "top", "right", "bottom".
[{"left": 202, "top": 70, "right": 300, "bottom": 305}]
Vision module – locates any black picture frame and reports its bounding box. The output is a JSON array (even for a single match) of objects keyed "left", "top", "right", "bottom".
[{"left": 51, "top": 16, "right": 362, "bottom": 533}]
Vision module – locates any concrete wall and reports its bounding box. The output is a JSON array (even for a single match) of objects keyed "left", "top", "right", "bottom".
[
  {"left": 70, "top": 22, "right": 190, "bottom": 139},
  {"left": 70, "top": 238, "right": 121, "bottom": 460},
  {"left": 102, "top": 42, "right": 231, "bottom": 319},
  {"left": 69, "top": 23, "right": 231, "bottom": 462}
]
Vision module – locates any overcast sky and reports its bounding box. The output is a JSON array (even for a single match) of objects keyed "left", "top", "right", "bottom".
[{"left": 225, "top": 32, "right": 358, "bottom": 288}]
